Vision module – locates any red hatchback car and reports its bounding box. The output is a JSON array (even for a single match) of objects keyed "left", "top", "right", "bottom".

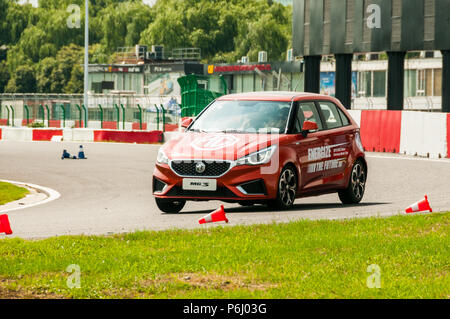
[{"left": 153, "top": 92, "right": 367, "bottom": 213}]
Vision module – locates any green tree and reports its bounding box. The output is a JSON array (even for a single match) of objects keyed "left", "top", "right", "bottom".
[
  {"left": 0, "top": 61, "right": 10, "bottom": 93},
  {"left": 5, "top": 65, "right": 36, "bottom": 93},
  {"left": 16, "top": 26, "right": 49, "bottom": 62},
  {"left": 139, "top": 3, "right": 189, "bottom": 51},
  {"left": 36, "top": 44, "right": 84, "bottom": 93},
  {"left": 0, "top": 0, "right": 35, "bottom": 45},
  {"left": 98, "top": 1, "right": 153, "bottom": 52},
  {"left": 36, "top": 57, "right": 58, "bottom": 93},
  {"left": 1, "top": 0, "right": 293, "bottom": 90},
  {"left": 89, "top": 43, "right": 110, "bottom": 64},
  {"left": 65, "top": 63, "right": 84, "bottom": 93},
  {"left": 236, "top": 13, "right": 289, "bottom": 62}
]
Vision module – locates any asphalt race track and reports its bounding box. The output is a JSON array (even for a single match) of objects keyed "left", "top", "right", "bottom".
[{"left": 1, "top": 140, "right": 450, "bottom": 239}]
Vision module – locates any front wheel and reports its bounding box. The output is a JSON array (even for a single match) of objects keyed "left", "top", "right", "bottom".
[
  {"left": 267, "top": 165, "right": 297, "bottom": 210},
  {"left": 338, "top": 159, "right": 367, "bottom": 204},
  {"left": 155, "top": 198, "right": 186, "bottom": 214}
]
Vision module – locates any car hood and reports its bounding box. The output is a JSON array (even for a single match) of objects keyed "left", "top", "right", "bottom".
[{"left": 163, "top": 132, "right": 281, "bottom": 161}]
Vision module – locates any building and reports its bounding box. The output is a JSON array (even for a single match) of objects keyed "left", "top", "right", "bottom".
[
  {"left": 88, "top": 62, "right": 203, "bottom": 97},
  {"left": 206, "top": 61, "right": 304, "bottom": 94},
  {"left": 88, "top": 46, "right": 204, "bottom": 105},
  {"left": 292, "top": 0, "right": 450, "bottom": 112}
]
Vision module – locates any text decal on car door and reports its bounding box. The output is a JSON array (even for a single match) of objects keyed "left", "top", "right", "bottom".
[{"left": 307, "top": 143, "right": 349, "bottom": 173}]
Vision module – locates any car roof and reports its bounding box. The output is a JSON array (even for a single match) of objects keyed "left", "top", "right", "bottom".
[{"left": 216, "top": 91, "right": 331, "bottom": 102}]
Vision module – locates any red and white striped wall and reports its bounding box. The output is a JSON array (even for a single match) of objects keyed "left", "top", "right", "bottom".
[
  {"left": 348, "top": 110, "right": 449, "bottom": 159},
  {"left": 0, "top": 127, "right": 163, "bottom": 144}
]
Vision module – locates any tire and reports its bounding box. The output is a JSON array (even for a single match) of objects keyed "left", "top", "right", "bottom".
[
  {"left": 155, "top": 198, "right": 186, "bottom": 214},
  {"left": 338, "top": 159, "right": 367, "bottom": 204},
  {"left": 267, "top": 165, "right": 298, "bottom": 210}
]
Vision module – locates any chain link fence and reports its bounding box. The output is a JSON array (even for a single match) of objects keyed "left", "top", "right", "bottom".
[{"left": 0, "top": 93, "right": 180, "bottom": 131}]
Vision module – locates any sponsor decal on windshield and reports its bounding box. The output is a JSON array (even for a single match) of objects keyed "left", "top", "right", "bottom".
[{"left": 191, "top": 134, "right": 239, "bottom": 151}]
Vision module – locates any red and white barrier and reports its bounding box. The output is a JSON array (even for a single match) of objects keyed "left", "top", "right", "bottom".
[
  {"left": 348, "top": 110, "right": 449, "bottom": 158},
  {"left": 93, "top": 130, "right": 163, "bottom": 144},
  {"left": 360, "top": 110, "right": 402, "bottom": 153},
  {"left": 32, "top": 129, "right": 63, "bottom": 141},
  {"left": 0, "top": 127, "right": 33, "bottom": 141},
  {"left": 0, "top": 127, "right": 163, "bottom": 144},
  {"left": 399, "top": 112, "right": 447, "bottom": 158}
]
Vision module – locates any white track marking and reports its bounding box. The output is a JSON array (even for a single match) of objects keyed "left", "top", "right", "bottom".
[
  {"left": 366, "top": 154, "right": 450, "bottom": 164},
  {"left": 0, "top": 180, "right": 61, "bottom": 213}
]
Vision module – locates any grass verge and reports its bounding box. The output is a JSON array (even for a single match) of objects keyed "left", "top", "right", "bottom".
[
  {"left": 0, "top": 181, "right": 29, "bottom": 206},
  {"left": 0, "top": 212, "right": 449, "bottom": 299}
]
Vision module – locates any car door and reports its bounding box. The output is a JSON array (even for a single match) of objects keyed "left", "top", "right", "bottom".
[
  {"left": 291, "top": 101, "right": 330, "bottom": 192},
  {"left": 315, "top": 101, "right": 353, "bottom": 188}
]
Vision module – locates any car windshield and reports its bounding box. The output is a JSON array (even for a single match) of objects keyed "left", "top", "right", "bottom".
[{"left": 189, "top": 100, "right": 291, "bottom": 133}]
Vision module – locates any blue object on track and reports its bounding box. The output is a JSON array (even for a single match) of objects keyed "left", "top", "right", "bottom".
[
  {"left": 78, "top": 145, "right": 87, "bottom": 159},
  {"left": 61, "top": 150, "right": 71, "bottom": 160}
]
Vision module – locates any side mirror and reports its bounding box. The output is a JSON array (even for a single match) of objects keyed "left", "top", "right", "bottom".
[
  {"left": 181, "top": 117, "right": 193, "bottom": 128},
  {"left": 301, "top": 120, "right": 318, "bottom": 137}
]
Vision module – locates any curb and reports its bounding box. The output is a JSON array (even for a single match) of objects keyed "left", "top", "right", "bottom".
[{"left": 0, "top": 179, "right": 61, "bottom": 213}]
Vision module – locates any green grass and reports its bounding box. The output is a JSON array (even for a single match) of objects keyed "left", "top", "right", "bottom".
[
  {"left": 0, "top": 213, "right": 449, "bottom": 299},
  {"left": 0, "top": 181, "right": 29, "bottom": 206}
]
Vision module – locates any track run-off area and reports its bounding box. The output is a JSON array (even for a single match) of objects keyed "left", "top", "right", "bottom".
[{"left": 1, "top": 140, "right": 449, "bottom": 239}]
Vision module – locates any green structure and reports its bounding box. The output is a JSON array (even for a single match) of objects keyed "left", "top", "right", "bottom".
[{"left": 177, "top": 75, "right": 227, "bottom": 117}]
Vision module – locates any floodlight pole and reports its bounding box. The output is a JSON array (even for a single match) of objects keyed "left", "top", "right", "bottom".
[{"left": 83, "top": 0, "right": 89, "bottom": 124}]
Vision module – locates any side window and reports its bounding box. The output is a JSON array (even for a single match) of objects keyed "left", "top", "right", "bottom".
[
  {"left": 337, "top": 107, "right": 350, "bottom": 126},
  {"left": 294, "top": 102, "right": 323, "bottom": 133},
  {"left": 318, "top": 102, "right": 343, "bottom": 129}
]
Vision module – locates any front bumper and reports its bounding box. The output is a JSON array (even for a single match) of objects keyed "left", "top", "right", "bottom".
[{"left": 152, "top": 162, "right": 279, "bottom": 201}]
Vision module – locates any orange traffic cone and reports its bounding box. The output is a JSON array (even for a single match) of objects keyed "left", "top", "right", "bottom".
[
  {"left": 0, "top": 214, "right": 13, "bottom": 235},
  {"left": 199, "top": 205, "right": 229, "bottom": 224},
  {"left": 405, "top": 195, "right": 432, "bottom": 213}
]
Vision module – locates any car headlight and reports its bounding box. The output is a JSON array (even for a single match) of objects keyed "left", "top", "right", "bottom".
[
  {"left": 236, "top": 146, "right": 277, "bottom": 166},
  {"left": 157, "top": 148, "right": 169, "bottom": 164}
]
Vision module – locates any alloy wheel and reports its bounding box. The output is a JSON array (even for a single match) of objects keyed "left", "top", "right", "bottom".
[
  {"left": 279, "top": 168, "right": 297, "bottom": 206},
  {"left": 351, "top": 163, "right": 366, "bottom": 200}
]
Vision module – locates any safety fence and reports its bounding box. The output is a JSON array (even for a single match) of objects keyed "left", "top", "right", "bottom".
[{"left": 0, "top": 94, "right": 181, "bottom": 132}]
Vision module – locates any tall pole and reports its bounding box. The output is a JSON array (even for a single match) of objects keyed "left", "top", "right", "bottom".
[{"left": 83, "top": 0, "right": 89, "bottom": 124}]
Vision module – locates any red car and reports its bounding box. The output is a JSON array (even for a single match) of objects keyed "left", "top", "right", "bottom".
[{"left": 153, "top": 92, "right": 367, "bottom": 213}]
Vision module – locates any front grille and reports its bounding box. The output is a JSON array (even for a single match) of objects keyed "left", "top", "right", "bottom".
[
  {"left": 166, "top": 186, "right": 237, "bottom": 198},
  {"left": 170, "top": 161, "right": 231, "bottom": 177}
]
